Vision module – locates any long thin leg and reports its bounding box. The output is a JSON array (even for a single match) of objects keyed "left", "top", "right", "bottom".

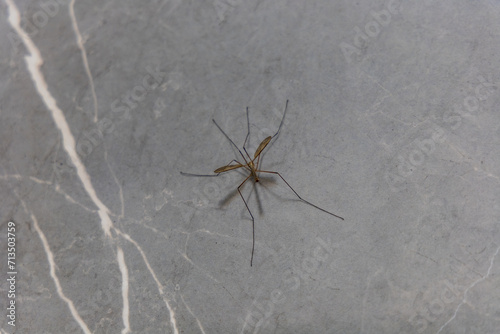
[
  {"left": 237, "top": 174, "right": 255, "bottom": 266},
  {"left": 242, "top": 107, "right": 252, "bottom": 160},
  {"left": 257, "top": 100, "right": 289, "bottom": 166},
  {"left": 213, "top": 119, "right": 249, "bottom": 165},
  {"left": 257, "top": 170, "right": 344, "bottom": 220},
  {"left": 271, "top": 99, "right": 288, "bottom": 139},
  {"left": 180, "top": 159, "right": 243, "bottom": 177},
  {"left": 180, "top": 171, "right": 220, "bottom": 177}
]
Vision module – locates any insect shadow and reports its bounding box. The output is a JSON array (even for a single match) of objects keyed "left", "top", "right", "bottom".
[
  {"left": 181, "top": 100, "right": 344, "bottom": 266},
  {"left": 218, "top": 173, "right": 277, "bottom": 216}
]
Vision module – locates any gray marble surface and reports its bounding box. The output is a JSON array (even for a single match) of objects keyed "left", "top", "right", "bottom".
[{"left": 1, "top": 0, "right": 500, "bottom": 333}]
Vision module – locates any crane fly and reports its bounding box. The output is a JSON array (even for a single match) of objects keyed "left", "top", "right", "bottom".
[{"left": 180, "top": 100, "right": 344, "bottom": 266}]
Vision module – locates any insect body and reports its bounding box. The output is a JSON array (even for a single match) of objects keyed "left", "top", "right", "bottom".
[{"left": 181, "top": 100, "right": 344, "bottom": 266}]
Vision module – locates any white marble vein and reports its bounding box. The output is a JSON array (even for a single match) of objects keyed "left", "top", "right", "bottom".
[
  {"left": 117, "top": 247, "right": 131, "bottom": 334},
  {"left": 116, "top": 230, "right": 179, "bottom": 334},
  {"left": 179, "top": 250, "right": 221, "bottom": 284},
  {"left": 6, "top": 1, "right": 181, "bottom": 332},
  {"left": 69, "top": 0, "right": 98, "bottom": 122},
  {"left": 437, "top": 245, "right": 500, "bottom": 333},
  {"left": 105, "top": 149, "right": 125, "bottom": 218},
  {"left": 6, "top": 0, "right": 114, "bottom": 237},
  {"left": 16, "top": 192, "right": 91, "bottom": 334},
  {"left": 180, "top": 294, "right": 207, "bottom": 334},
  {"left": 0, "top": 173, "right": 96, "bottom": 213}
]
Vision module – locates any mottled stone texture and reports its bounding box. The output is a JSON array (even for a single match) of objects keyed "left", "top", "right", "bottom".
[{"left": 1, "top": 0, "right": 499, "bottom": 333}]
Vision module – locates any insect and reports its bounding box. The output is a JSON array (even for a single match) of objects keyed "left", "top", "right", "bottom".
[{"left": 181, "top": 100, "right": 344, "bottom": 266}]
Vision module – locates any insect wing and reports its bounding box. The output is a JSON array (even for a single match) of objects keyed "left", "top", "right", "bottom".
[
  {"left": 254, "top": 136, "right": 272, "bottom": 158},
  {"left": 214, "top": 164, "right": 244, "bottom": 173}
]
